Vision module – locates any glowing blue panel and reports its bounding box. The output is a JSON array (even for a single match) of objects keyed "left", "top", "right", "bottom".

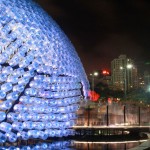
[{"left": 0, "top": 0, "right": 89, "bottom": 142}]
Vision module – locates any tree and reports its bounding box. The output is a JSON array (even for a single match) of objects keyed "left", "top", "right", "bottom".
[{"left": 94, "top": 82, "right": 124, "bottom": 98}]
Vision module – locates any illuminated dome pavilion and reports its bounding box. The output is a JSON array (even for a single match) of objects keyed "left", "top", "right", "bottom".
[{"left": 0, "top": 0, "right": 89, "bottom": 142}]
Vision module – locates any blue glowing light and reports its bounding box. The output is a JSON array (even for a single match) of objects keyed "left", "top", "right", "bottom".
[{"left": 0, "top": 0, "right": 89, "bottom": 142}]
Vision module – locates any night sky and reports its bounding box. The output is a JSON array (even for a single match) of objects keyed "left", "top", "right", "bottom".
[{"left": 35, "top": 0, "right": 150, "bottom": 74}]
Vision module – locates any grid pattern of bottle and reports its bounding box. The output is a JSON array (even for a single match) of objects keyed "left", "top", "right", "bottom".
[{"left": 0, "top": 0, "right": 89, "bottom": 143}]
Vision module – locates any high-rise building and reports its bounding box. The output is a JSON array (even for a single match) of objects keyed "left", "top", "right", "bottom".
[{"left": 111, "top": 55, "right": 138, "bottom": 91}]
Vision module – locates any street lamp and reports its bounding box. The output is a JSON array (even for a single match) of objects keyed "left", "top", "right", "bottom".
[
  {"left": 90, "top": 72, "right": 98, "bottom": 91},
  {"left": 120, "top": 64, "right": 133, "bottom": 99}
]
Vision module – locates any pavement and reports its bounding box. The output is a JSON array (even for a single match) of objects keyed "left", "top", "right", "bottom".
[{"left": 129, "top": 133, "right": 150, "bottom": 150}]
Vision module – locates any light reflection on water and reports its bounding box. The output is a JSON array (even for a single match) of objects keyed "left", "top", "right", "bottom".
[
  {"left": 0, "top": 140, "right": 73, "bottom": 150},
  {"left": 73, "top": 140, "right": 147, "bottom": 150},
  {"left": 0, "top": 140, "right": 147, "bottom": 150}
]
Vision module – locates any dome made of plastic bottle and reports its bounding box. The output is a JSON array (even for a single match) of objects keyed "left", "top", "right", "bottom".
[{"left": 0, "top": 0, "right": 89, "bottom": 142}]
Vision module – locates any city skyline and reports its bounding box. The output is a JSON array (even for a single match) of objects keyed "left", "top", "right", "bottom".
[{"left": 35, "top": 0, "right": 150, "bottom": 74}]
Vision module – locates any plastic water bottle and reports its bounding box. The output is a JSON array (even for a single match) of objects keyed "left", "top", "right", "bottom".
[
  {"left": 6, "top": 91, "right": 19, "bottom": 101},
  {"left": 5, "top": 132, "right": 17, "bottom": 142},
  {"left": 7, "top": 112, "right": 18, "bottom": 122},
  {"left": 19, "top": 96, "right": 30, "bottom": 104},
  {"left": 13, "top": 84, "right": 24, "bottom": 92},
  {"left": 17, "top": 131, "right": 29, "bottom": 140},
  {"left": 2, "top": 66, "right": 13, "bottom": 74},
  {"left": 23, "top": 121, "right": 33, "bottom": 130},
  {"left": 38, "top": 131, "right": 48, "bottom": 140},
  {"left": 1, "top": 82, "right": 12, "bottom": 92},
  {"left": 0, "top": 73, "right": 7, "bottom": 82},
  {"left": 18, "top": 112, "right": 29, "bottom": 121},
  {"left": 28, "top": 130, "right": 38, "bottom": 138},
  {"left": 0, "top": 122, "right": 12, "bottom": 132},
  {"left": 0, "top": 132, "right": 6, "bottom": 143},
  {"left": 1, "top": 100, "right": 12, "bottom": 110},
  {"left": 0, "top": 90, "right": 6, "bottom": 99},
  {"left": 12, "top": 122, "right": 23, "bottom": 131},
  {"left": 0, "top": 111, "right": 6, "bottom": 122}
]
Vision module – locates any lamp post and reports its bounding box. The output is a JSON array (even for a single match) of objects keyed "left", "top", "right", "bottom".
[
  {"left": 90, "top": 72, "right": 98, "bottom": 91},
  {"left": 87, "top": 72, "right": 98, "bottom": 126},
  {"left": 120, "top": 64, "right": 133, "bottom": 99}
]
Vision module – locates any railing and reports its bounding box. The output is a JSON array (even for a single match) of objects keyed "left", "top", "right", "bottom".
[{"left": 75, "top": 101, "right": 150, "bottom": 127}]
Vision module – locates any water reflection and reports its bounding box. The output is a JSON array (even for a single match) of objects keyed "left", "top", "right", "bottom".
[
  {"left": 0, "top": 139, "right": 147, "bottom": 150},
  {"left": 0, "top": 140, "right": 73, "bottom": 150},
  {"left": 73, "top": 140, "right": 147, "bottom": 150}
]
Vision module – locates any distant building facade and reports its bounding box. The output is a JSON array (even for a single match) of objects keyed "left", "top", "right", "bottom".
[
  {"left": 111, "top": 55, "right": 138, "bottom": 91},
  {"left": 143, "top": 71, "right": 150, "bottom": 91},
  {"left": 137, "top": 73, "right": 145, "bottom": 89}
]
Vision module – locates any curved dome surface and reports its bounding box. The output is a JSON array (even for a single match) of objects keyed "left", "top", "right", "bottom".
[{"left": 0, "top": 0, "right": 89, "bottom": 142}]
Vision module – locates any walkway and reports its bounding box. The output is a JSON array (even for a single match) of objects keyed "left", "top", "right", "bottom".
[{"left": 129, "top": 139, "right": 150, "bottom": 150}]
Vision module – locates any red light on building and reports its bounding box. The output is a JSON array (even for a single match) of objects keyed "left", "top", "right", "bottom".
[{"left": 102, "top": 70, "right": 109, "bottom": 75}]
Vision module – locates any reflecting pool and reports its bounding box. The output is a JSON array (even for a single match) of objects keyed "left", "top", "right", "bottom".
[{"left": 0, "top": 139, "right": 148, "bottom": 150}]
